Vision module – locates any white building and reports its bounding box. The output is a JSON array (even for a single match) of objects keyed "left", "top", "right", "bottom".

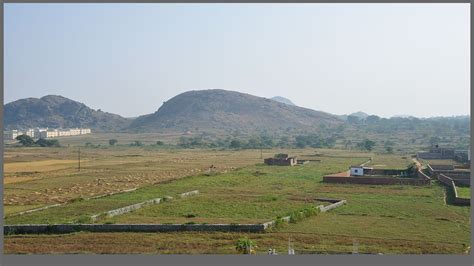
[
  {"left": 4, "top": 130, "right": 23, "bottom": 140},
  {"left": 41, "top": 129, "right": 59, "bottom": 138},
  {"left": 58, "top": 129, "right": 71, "bottom": 137},
  {"left": 349, "top": 166, "right": 373, "bottom": 176},
  {"left": 80, "top": 128, "right": 91, "bottom": 134},
  {"left": 69, "top": 128, "right": 81, "bottom": 136},
  {"left": 24, "top": 129, "right": 36, "bottom": 138},
  {"left": 350, "top": 166, "right": 364, "bottom": 176},
  {"left": 6, "top": 127, "right": 91, "bottom": 140}
]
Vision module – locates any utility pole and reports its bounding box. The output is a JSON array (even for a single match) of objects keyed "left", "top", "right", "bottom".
[{"left": 78, "top": 148, "right": 81, "bottom": 172}]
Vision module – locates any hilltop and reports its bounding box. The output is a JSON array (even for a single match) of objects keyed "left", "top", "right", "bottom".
[{"left": 270, "top": 96, "right": 296, "bottom": 106}]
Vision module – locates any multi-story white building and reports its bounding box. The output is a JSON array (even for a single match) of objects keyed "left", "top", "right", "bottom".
[
  {"left": 80, "top": 128, "right": 91, "bottom": 134},
  {"left": 5, "top": 127, "right": 91, "bottom": 140},
  {"left": 24, "top": 129, "right": 36, "bottom": 138},
  {"left": 69, "top": 128, "right": 81, "bottom": 136},
  {"left": 58, "top": 129, "right": 71, "bottom": 137},
  {"left": 4, "top": 130, "right": 23, "bottom": 140},
  {"left": 40, "top": 129, "right": 59, "bottom": 138}
]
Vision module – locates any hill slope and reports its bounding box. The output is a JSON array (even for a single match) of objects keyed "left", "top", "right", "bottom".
[
  {"left": 4, "top": 95, "right": 131, "bottom": 132},
  {"left": 129, "top": 89, "right": 342, "bottom": 134}
]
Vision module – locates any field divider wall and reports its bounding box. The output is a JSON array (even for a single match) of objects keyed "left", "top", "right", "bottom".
[
  {"left": 180, "top": 190, "right": 199, "bottom": 198},
  {"left": 5, "top": 188, "right": 139, "bottom": 219},
  {"left": 90, "top": 189, "right": 199, "bottom": 222},
  {"left": 90, "top": 197, "right": 162, "bottom": 222},
  {"left": 438, "top": 174, "right": 470, "bottom": 206},
  {"left": 5, "top": 198, "right": 347, "bottom": 235}
]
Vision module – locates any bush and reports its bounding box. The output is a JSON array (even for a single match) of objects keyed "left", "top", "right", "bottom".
[
  {"left": 109, "top": 139, "right": 118, "bottom": 146},
  {"left": 35, "top": 138, "right": 60, "bottom": 147},
  {"left": 74, "top": 215, "right": 92, "bottom": 224},
  {"left": 235, "top": 237, "right": 257, "bottom": 254}
]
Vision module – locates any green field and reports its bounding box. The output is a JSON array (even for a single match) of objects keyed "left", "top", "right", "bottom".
[
  {"left": 456, "top": 186, "right": 471, "bottom": 199},
  {"left": 3, "top": 143, "right": 471, "bottom": 254}
]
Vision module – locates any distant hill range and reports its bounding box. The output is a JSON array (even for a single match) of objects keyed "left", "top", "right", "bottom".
[
  {"left": 270, "top": 96, "right": 296, "bottom": 106},
  {"left": 4, "top": 95, "right": 131, "bottom": 132},
  {"left": 5, "top": 91, "right": 468, "bottom": 136},
  {"left": 129, "top": 89, "right": 342, "bottom": 134}
]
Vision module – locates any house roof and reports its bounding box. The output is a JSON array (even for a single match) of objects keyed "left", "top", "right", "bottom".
[{"left": 350, "top": 165, "right": 373, "bottom": 169}]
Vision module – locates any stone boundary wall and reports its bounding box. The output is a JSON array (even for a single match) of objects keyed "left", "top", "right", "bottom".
[
  {"left": 5, "top": 204, "right": 63, "bottom": 218},
  {"left": 90, "top": 198, "right": 162, "bottom": 222},
  {"left": 438, "top": 174, "right": 470, "bottom": 206},
  {"left": 90, "top": 190, "right": 199, "bottom": 222},
  {"left": 323, "top": 175, "right": 430, "bottom": 186},
  {"left": 5, "top": 199, "right": 348, "bottom": 235},
  {"left": 5, "top": 188, "right": 139, "bottom": 219},
  {"left": 4, "top": 223, "right": 265, "bottom": 235},
  {"left": 262, "top": 199, "right": 347, "bottom": 230},
  {"left": 318, "top": 200, "right": 347, "bottom": 212},
  {"left": 180, "top": 190, "right": 199, "bottom": 198},
  {"left": 417, "top": 169, "right": 432, "bottom": 181},
  {"left": 427, "top": 164, "right": 470, "bottom": 186}
]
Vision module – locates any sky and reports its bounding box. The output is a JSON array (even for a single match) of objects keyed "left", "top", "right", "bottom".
[{"left": 4, "top": 3, "right": 470, "bottom": 118}]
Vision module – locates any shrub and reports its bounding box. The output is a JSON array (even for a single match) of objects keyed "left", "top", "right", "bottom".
[
  {"left": 235, "top": 237, "right": 257, "bottom": 254},
  {"left": 74, "top": 215, "right": 92, "bottom": 224},
  {"left": 35, "top": 138, "right": 60, "bottom": 147}
]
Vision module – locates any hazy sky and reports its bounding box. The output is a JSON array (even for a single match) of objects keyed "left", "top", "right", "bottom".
[{"left": 5, "top": 3, "right": 470, "bottom": 118}]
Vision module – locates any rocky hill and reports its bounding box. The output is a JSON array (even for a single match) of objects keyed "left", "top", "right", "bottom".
[
  {"left": 4, "top": 95, "right": 131, "bottom": 132},
  {"left": 129, "top": 89, "right": 343, "bottom": 134}
]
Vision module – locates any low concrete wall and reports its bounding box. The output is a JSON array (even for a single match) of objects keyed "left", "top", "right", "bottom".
[
  {"left": 438, "top": 174, "right": 470, "bottom": 206},
  {"left": 87, "top": 188, "right": 137, "bottom": 200},
  {"left": 5, "top": 204, "right": 63, "bottom": 218},
  {"left": 91, "top": 198, "right": 162, "bottom": 222},
  {"left": 4, "top": 223, "right": 265, "bottom": 235},
  {"left": 180, "top": 190, "right": 199, "bottom": 198},
  {"left": 6, "top": 188, "right": 140, "bottom": 219},
  {"left": 319, "top": 200, "right": 347, "bottom": 212}
]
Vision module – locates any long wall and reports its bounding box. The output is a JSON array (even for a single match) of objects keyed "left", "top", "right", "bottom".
[
  {"left": 4, "top": 224, "right": 266, "bottom": 235},
  {"left": 323, "top": 176, "right": 430, "bottom": 185},
  {"left": 438, "top": 174, "right": 470, "bottom": 206}
]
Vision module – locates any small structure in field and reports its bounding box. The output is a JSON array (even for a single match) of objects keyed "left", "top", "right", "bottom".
[
  {"left": 323, "top": 163, "right": 430, "bottom": 185},
  {"left": 349, "top": 166, "right": 373, "bottom": 176},
  {"left": 264, "top": 154, "right": 297, "bottom": 166}
]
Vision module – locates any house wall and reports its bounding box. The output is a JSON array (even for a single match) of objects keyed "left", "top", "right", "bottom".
[
  {"left": 323, "top": 175, "right": 430, "bottom": 186},
  {"left": 350, "top": 167, "right": 363, "bottom": 176}
]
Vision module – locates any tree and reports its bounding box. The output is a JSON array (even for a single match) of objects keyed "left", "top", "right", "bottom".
[
  {"left": 16, "top": 134, "right": 35, "bottom": 146},
  {"left": 130, "top": 140, "right": 143, "bottom": 147},
  {"left": 109, "top": 139, "right": 118, "bottom": 146},
  {"left": 230, "top": 139, "right": 242, "bottom": 149},
  {"left": 357, "top": 139, "right": 375, "bottom": 151},
  {"left": 156, "top": 141, "right": 164, "bottom": 146},
  {"left": 347, "top": 115, "right": 360, "bottom": 124},
  {"left": 385, "top": 146, "right": 394, "bottom": 154},
  {"left": 366, "top": 115, "right": 380, "bottom": 124}
]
